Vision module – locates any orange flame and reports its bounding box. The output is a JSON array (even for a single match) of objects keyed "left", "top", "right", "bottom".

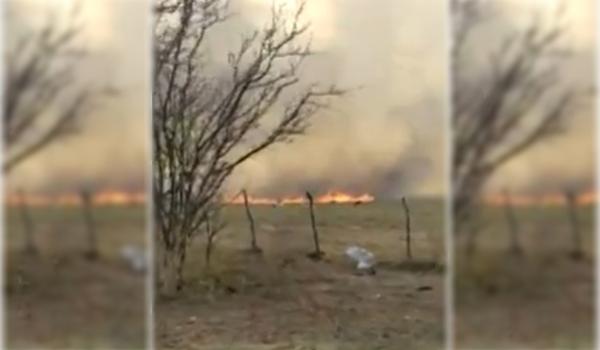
[
  {"left": 93, "top": 191, "right": 146, "bottom": 206},
  {"left": 314, "top": 191, "right": 375, "bottom": 204},
  {"left": 227, "top": 190, "right": 375, "bottom": 205},
  {"left": 484, "top": 190, "right": 597, "bottom": 207},
  {"left": 6, "top": 190, "right": 146, "bottom": 207}
]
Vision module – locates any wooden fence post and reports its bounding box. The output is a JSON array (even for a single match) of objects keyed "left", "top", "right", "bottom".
[
  {"left": 503, "top": 189, "right": 522, "bottom": 256},
  {"left": 81, "top": 189, "right": 98, "bottom": 260},
  {"left": 401, "top": 197, "right": 412, "bottom": 260},
  {"left": 306, "top": 191, "right": 323, "bottom": 260},
  {"left": 18, "top": 189, "right": 37, "bottom": 255},
  {"left": 565, "top": 190, "right": 583, "bottom": 259},
  {"left": 242, "top": 189, "right": 261, "bottom": 253}
]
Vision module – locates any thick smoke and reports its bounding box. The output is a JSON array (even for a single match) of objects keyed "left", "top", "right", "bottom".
[
  {"left": 465, "top": 1, "right": 596, "bottom": 195},
  {"left": 8, "top": 0, "right": 446, "bottom": 199},
  {"left": 9, "top": 1, "right": 591, "bottom": 199},
  {"left": 5, "top": 0, "right": 149, "bottom": 195},
  {"left": 222, "top": 0, "right": 447, "bottom": 199}
]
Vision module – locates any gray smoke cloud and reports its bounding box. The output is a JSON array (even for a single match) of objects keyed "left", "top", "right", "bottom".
[
  {"left": 464, "top": 0, "right": 596, "bottom": 195},
  {"left": 8, "top": 0, "right": 446, "bottom": 199},
  {"left": 8, "top": 1, "right": 592, "bottom": 199},
  {"left": 5, "top": 0, "right": 150, "bottom": 195},
  {"left": 218, "top": 0, "right": 447, "bottom": 199}
]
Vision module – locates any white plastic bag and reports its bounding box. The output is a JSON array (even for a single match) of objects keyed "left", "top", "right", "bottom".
[
  {"left": 345, "top": 245, "right": 376, "bottom": 273},
  {"left": 120, "top": 245, "right": 147, "bottom": 273}
]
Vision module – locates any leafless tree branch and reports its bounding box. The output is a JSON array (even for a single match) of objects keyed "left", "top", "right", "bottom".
[
  {"left": 3, "top": 3, "right": 109, "bottom": 172},
  {"left": 452, "top": 0, "right": 577, "bottom": 230},
  {"left": 153, "top": 0, "right": 342, "bottom": 295}
]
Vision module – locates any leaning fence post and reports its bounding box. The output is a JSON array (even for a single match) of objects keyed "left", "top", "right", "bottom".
[
  {"left": 565, "top": 190, "right": 583, "bottom": 259},
  {"left": 306, "top": 191, "right": 323, "bottom": 260},
  {"left": 503, "top": 189, "right": 522, "bottom": 256},
  {"left": 18, "top": 189, "right": 37, "bottom": 255},
  {"left": 242, "top": 189, "right": 261, "bottom": 253},
  {"left": 81, "top": 189, "right": 98, "bottom": 260}
]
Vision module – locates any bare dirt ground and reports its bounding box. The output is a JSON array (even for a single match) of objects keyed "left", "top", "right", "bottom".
[
  {"left": 156, "top": 199, "right": 446, "bottom": 350},
  {"left": 454, "top": 204, "right": 595, "bottom": 349},
  {"left": 5, "top": 205, "right": 147, "bottom": 349}
]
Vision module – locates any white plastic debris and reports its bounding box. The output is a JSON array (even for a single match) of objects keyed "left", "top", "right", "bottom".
[
  {"left": 120, "top": 245, "right": 147, "bottom": 273},
  {"left": 345, "top": 245, "right": 376, "bottom": 273}
]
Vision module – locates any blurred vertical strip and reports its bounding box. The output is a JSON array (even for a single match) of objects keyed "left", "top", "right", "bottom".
[
  {"left": 596, "top": 0, "right": 600, "bottom": 344},
  {"left": 443, "top": 0, "right": 454, "bottom": 348},
  {"left": 452, "top": 0, "right": 596, "bottom": 348},
  {"left": 145, "top": 0, "right": 155, "bottom": 348},
  {"left": 3, "top": 0, "right": 150, "bottom": 348},
  {"left": 0, "top": 0, "right": 6, "bottom": 348}
]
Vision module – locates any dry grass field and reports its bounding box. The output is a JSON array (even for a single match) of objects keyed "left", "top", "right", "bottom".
[
  {"left": 5, "top": 204, "right": 148, "bottom": 349},
  {"left": 454, "top": 203, "right": 595, "bottom": 349},
  {"left": 156, "top": 198, "right": 446, "bottom": 350}
]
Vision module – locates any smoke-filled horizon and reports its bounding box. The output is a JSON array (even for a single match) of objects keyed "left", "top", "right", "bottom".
[
  {"left": 218, "top": 0, "right": 447, "bottom": 199},
  {"left": 471, "top": 0, "right": 596, "bottom": 195},
  {"left": 6, "top": 0, "right": 447, "bottom": 200},
  {"left": 4, "top": 0, "right": 595, "bottom": 199},
  {"left": 5, "top": 0, "right": 150, "bottom": 196}
]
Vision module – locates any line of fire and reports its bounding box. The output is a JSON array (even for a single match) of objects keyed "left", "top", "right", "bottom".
[{"left": 6, "top": 189, "right": 597, "bottom": 207}]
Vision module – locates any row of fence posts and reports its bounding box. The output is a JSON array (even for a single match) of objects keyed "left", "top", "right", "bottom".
[
  {"left": 239, "top": 189, "right": 415, "bottom": 262},
  {"left": 21, "top": 187, "right": 583, "bottom": 264},
  {"left": 502, "top": 189, "right": 584, "bottom": 259},
  {"left": 17, "top": 189, "right": 99, "bottom": 259},
  {"left": 240, "top": 188, "right": 588, "bottom": 263},
  {"left": 17, "top": 187, "right": 421, "bottom": 264}
]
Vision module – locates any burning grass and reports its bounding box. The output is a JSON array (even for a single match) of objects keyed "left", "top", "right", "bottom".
[
  {"left": 6, "top": 190, "right": 146, "bottom": 207},
  {"left": 227, "top": 190, "right": 375, "bottom": 206},
  {"left": 484, "top": 190, "right": 596, "bottom": 207}
]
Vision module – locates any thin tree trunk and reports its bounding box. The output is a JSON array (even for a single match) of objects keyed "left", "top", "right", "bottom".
[
  {"left": 503, "top": 189, "right": 522, "bottom": 256},
  {"left": 565, "top": 190, "right": 583, "bottom": 259},
  {"left": 401, "top": 197, "right": 412, "bottom": 260},
  {"left": 205, "top": 213, "right": 214, "bottom": 269},
  {"left": 156, "top": 235, "right": 184, "bottom": 297},
  {"left": 18, "top": 190, "right": 37, "bottom": 255},
  {"left": 176, "top": 237, "right": 187, "bottom": 289},
  {"left": 242, "top": 189, "right": 260, "bottom": 252},
  {"left": 81, "top": 190, "right": 98, "bottom": 260},
  {"left": 462, "top": 203, "right": 483, "bottom": 260},
  {"left": 160, "top": 250, "right": 180, "bottom": 296},
  {"left": 306, "top": 191, "right": 322, "bottom": 259}
]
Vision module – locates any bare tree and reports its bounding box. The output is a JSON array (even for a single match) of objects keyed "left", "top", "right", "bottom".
[
  {"left": 153, "top": 0, "right": 341, "bottom": 295},
  {"left": 3, "top": 3, "right": 107, "bottom": 172},
  {"left": 452, "top": 0, "right": 576, "bottom": 236}
]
